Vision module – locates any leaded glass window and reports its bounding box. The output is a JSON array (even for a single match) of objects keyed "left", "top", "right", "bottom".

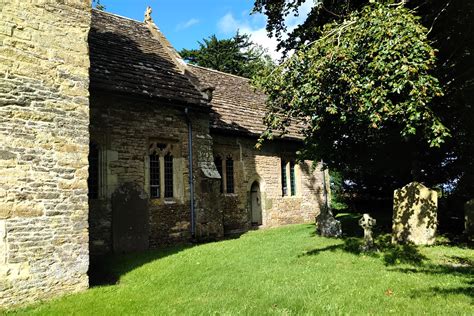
[
  {"left": 164, "top": 153, "right": 173, "bottom": 198},
  {"left": 281, "top": 159, "right": 288, "bottom": 196},
  {"left": 290, "top": 161, "right": 296, "bottom": 196},
  {"left": 226, "top": 157, "right": 234, "bottom": 194},
  {"left": 150, "top": 153, "right": 160, "bottom": 198}
]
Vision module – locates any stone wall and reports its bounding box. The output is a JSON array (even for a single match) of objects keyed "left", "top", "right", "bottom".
[
  {"left": 89, "top": 92, "right": 222, "bottom": 253},
  {"left": 212, "top": 135, "right": 326, "bottom": 234},
  {"left": 0, "top": 0, "right": 91, "bottom": 307}
]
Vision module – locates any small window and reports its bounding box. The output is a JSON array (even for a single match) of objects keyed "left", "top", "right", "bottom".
[
  {"left": 281, "top": 159, "right": 288, "bottom": 196},
  {"left": 226, "top": 157, "right": 234, "bottom": 194},
  {"left": 150, "top": 153, "right": 160, "bottom": 198},
  {"left": 214, "top": 156, "right": 223, "bottom": 193},
  {"left": 88, "top": 142, "right": 99, "bottom": 199},
  {"left": 290, "top": 161, "right": 296, "bottom": 196},
  {"left": 164, "top": 153, "right": 173, "bottom": 198}
]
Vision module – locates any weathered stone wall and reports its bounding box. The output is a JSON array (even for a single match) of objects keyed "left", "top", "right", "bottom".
[
  {"left": 0, "top": 0, "right": 91, "bottom": 307},
  {"left": 89, "top": 92, "right": 222, "bottom": 253},
  {"left": 212, "top": 135, "right": 325, "bottom": 234}
]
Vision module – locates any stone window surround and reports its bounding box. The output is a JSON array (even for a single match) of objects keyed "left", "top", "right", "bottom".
[
  {"left": 145, "top": 139, "right": 183, "bottom": 203},
  {"left": 281, "top": 158, "right": 302, "bottom": 198}
]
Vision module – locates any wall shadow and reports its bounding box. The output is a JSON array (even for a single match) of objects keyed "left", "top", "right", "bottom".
[{"left": 89, "top": 244, "right": 193, "bottom": 286}]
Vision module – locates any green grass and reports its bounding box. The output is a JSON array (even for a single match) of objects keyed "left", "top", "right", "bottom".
[{"left": 8, "top": 224, "right": 474, "bottom": 315}]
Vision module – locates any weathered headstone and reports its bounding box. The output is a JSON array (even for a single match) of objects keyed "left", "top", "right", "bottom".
[
  {"left": 359, "top": 213, "right": 376, "bottom": 251},
  {"left": 112, "top": 183, "right": 150, "bottom": 253},
  {"left": 464, "top": 199, "right": 474, "bottom": 240},
  {"left": 392, "top": 182, "right": 438, "bottom": 245},
  {"left": 317, "top": 209, "right": 342, "bottom": 238}
]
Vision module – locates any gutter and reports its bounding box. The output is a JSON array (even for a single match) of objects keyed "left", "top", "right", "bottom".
[{"left": 184, "top": 107, "right": 196, "bottom": 237}]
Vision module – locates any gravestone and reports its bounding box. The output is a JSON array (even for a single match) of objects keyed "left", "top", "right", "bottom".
[
  {"left": 317, "top": 209, "right": 342, "bottom": 238},
  {"left": 392, "top": 182, "right": 438, "bottom": 245},
  {"left": 465, "top": 199, "right": 474, "bottom": 240},
  {"left": 359, "top": 213, "right": 376, "bottom": 251},
  {"left": 112, "top": 183, "right": 150, "bottom": 253}
]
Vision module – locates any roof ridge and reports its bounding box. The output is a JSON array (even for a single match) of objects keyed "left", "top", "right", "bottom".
[
  {"left": 92, "top": 8, "right": 144, "bottom": 25},
  {"left": 188, "top": 64, "right": 251, "bottom": 81}
]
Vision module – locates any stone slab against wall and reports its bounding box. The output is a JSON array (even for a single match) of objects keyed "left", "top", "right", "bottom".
[{"left": 392, "top": 182, "right": 438, "bottom": 245}]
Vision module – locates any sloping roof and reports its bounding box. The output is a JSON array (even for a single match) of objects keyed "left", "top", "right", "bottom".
[
  {"left": 89, "top": 10, "right": 207, "bottom": 108},
  {"left": 187, "top": 65, "right": 302, "bottom": 139}
]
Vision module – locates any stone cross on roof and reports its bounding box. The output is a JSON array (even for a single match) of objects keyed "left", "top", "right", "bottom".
[{"left": 144, "top": 6, "right": 153, "bottom": 23}]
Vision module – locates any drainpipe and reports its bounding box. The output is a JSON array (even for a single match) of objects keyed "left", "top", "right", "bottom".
[{"left": 185, "top": 108, "right": 195, "bottom": 237}]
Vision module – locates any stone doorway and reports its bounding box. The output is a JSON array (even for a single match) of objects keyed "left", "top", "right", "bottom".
[{"left": 251, "top": 181, "right": 262, "bottom": 226}]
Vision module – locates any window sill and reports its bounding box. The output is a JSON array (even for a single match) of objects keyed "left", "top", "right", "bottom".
[{"left": 223, "top": 193, "right": 238, "bottom": 197}]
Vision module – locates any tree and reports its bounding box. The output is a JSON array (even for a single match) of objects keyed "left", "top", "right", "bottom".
[
  {"left": 254, "top": 2, "right": 451, "bottom": 195},
  {"left": 179, "top": 32, "right": 275, "bottom": 78},
  {"left": 254, "top": 0, "right": 473, "bottom": 204}
]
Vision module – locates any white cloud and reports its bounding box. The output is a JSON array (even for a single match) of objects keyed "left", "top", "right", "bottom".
[
  {"left": 177, "top": 18, "right": 200, "bottom": 31},
  {"left": 217, "top": 0, "right": 314, "bottom": 60}
]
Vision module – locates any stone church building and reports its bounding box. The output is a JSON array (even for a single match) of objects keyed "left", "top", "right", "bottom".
[{"left": 0, "top": 2, "right": 328, "bottom": 307}]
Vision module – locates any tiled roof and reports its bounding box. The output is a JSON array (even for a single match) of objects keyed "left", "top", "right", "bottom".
[
  {"left": 89, "top": 10, "right": 208, "bottom": 107},
  {"left": 187, "top": 65, "right": 303, "bottom": 139}
]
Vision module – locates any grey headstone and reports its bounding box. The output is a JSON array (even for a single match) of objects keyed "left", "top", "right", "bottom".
[{"left": 112, "top": 183, "right": 149, "bottom": 253}]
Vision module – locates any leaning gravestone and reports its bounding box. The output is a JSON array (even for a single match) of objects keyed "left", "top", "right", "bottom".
[
  {"left": 112, "top": 183, "right": 150, "bottom": 253},
  {"left": 465, "top": 199, "right": 474, "bottom": 240},
  {"left": 392, "top": 182, "right": 438, "bottom": 245}
]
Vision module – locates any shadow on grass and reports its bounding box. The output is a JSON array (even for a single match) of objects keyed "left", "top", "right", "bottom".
[
  {"left": 394, "top": 261, "right": 474, "bottom": 299},
  {"left": 302, "top": 235, "right": 427, "bottom": 266},
  {"left": 89, "top": 244, "right": 193, "bottom": 286}
]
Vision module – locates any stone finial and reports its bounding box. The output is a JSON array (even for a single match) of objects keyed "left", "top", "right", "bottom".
[{"left": 144, "top": 6, "right": 153, "bottom": 23}]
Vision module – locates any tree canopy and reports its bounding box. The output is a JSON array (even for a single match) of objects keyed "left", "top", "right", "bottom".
[
  {"left": 179, "top": 32, "right": 275, "bottom": 78},
  {"left": 254, "top": 0, "right": 473, "bottom": 201}
]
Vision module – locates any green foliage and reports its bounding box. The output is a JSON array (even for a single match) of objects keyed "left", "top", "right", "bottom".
[
  {"left": 329, "top": 170, "right": 348, "bottom": 210},
  {"left": 253, "top": 0, "right": 368, "bottom": 57},
  {"left": 255, "top": 3, "right": 447, "bottom": 154},
  {"left": 375, "top": 234, "right": 428, "bottom": 265},
  {"left": 179, "top": 32, "right": 275, "bottom": 78}
]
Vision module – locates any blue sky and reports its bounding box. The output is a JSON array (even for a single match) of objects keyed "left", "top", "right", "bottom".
[{"left": 95, "top": 0, "right": 313, "bottom": 59}]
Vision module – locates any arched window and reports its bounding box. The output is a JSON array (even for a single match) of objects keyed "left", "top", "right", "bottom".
[
  {"left": 148, "top": 141, "right": 176, "bottom": 199},
  {"left": 88, "top": 142, "right": 99, "bottom": 199},
  {"left": 226, "top": 156, "right": 234, "bottom": 194},
  {"left": 281, "top": 159, "right": 288, "bottom": 196},
  {"left": 149, "top": 152, "right": 161, "bottom": 198},
  {"left": 289, "top": 161, "right": 296, "bottom": 196},
  {"left": 164, "top": 153, "right": 173, "bottom": 198}
]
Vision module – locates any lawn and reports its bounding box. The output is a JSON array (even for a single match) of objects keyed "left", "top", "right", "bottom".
[{"left": 9, "top": 224, "right": 474, "bottom": 315}]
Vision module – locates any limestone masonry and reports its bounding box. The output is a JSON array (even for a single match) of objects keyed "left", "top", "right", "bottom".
[
  {"left": 0, "top": 0, "right": 91, "bottom": 307},
  {"left": 1, "top": 4, "right": 328, "bottom": 308}
]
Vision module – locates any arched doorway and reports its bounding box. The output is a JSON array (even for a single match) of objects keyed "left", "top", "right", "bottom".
[{"left": 250, "top": 181, "right": 262, "bottom": 226}]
